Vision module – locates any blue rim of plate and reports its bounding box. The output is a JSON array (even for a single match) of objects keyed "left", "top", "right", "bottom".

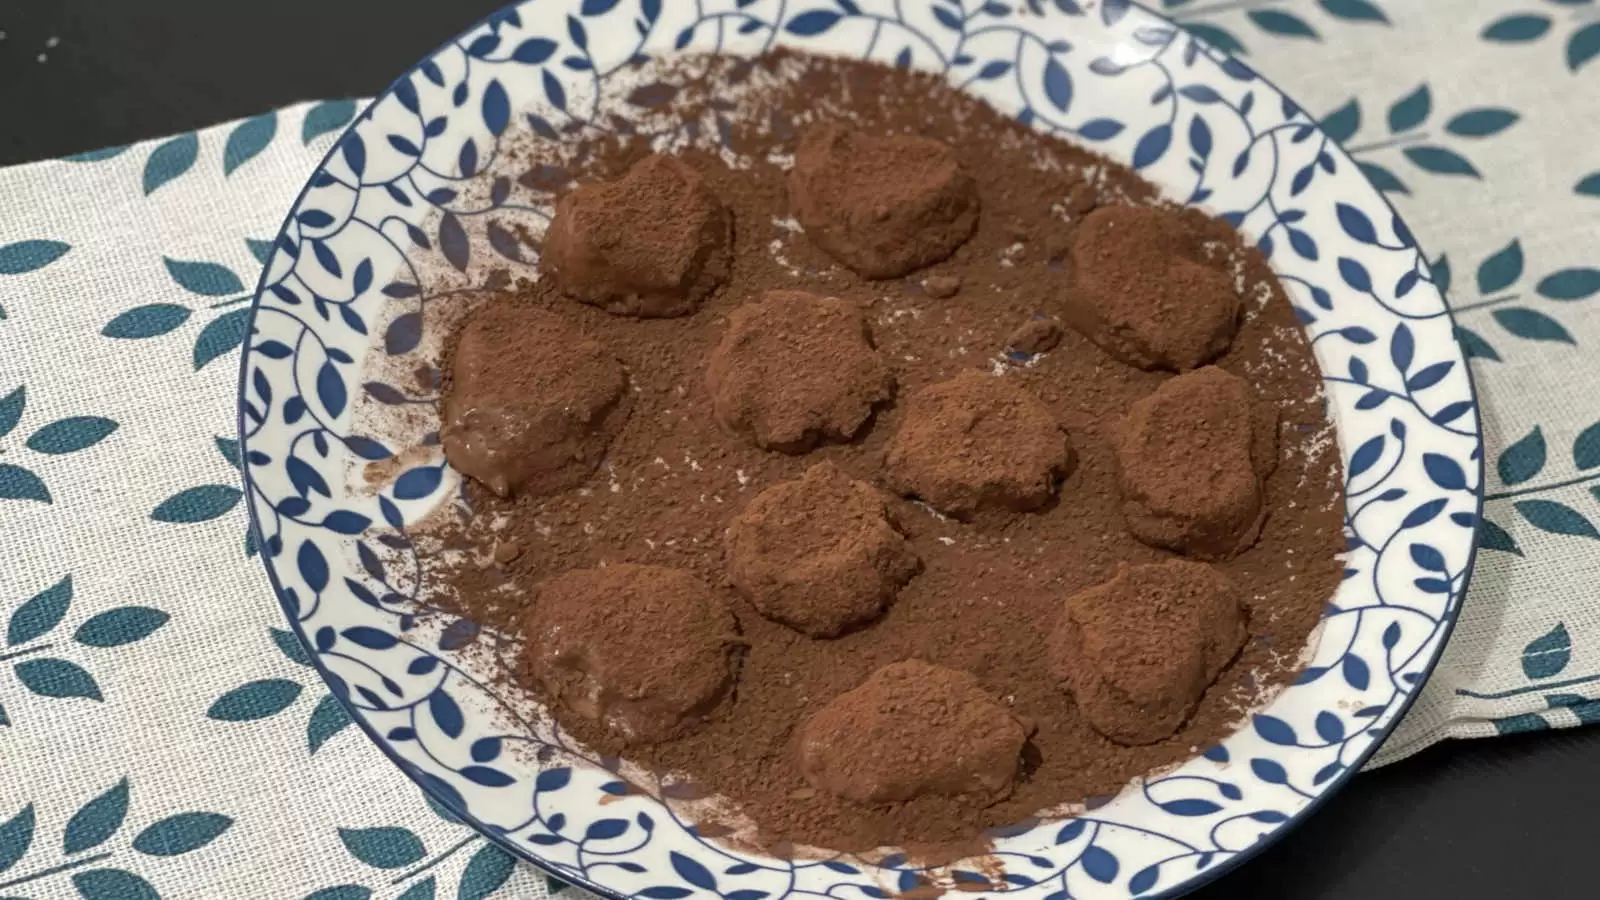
[{"left": 237, "top": 1, "right": 1484, "bottom": 897}]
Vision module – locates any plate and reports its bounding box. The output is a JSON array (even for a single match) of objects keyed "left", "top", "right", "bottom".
[{"left": 239, "top": 1, "right": 1482, "bottom": 897}]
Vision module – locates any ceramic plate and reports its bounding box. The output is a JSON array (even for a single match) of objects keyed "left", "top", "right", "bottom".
[{"left": 239, "top": 1, "right": 1482, "bottom": 896}]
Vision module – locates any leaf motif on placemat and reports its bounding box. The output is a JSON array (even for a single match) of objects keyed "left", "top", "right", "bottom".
[
  {"left": 1493, "top": 307, "right": 1575, "bottom": 343},
  {"left": 303, "top": 99, "right": 359, "bottom": 144},
  {"left": 1536, "top": 268, "right": 1600, "bottom": 301},
  {"left": 206, "top": 679, "right": 302, "bottom": 721},
  {"left": 306, "top": 693, "right": 352, "bottom": 754},
  {"left": 14, "top": 658, "right": 102, "bottom": 701},
  {"left": 0, "top": 387, "right": 22, "bottom": 440},
  {"left": 1569, "top": 22, "right": 1600, "bottom": 71},
  {"left": 63, "top": 779, "right": 130, "bottom": 854},
  {"left": 142, "top": 132, "right": 198, "bottom": 195},
  {"left": 1522, "top": 623, "right": 1571, "bottom": 679},
  {"left": 1387, "top": 84, "right": 1430, "bottom": 133},
  {"left": 72, "top": 868, "right": 160, "bottom": 900},
  {"left": 1498, "top": 426, "right": 1546, "bottom": 486},
  {"left": 102, "top": 304, "right": 193, "bottom": 339},
  {"left": 397, "top": 877, "right": 437, "bottom": 900},
  {"left": 1476, "top": 239, "right": 1523, "bottom": 294},
  {"left": 193, "top": 308, "right": 251, "bottom": 370},
  {"left": 338, "top": 826, "right": 426, "bottom": 869},
  {"left": 0, "top": 240, "right": 71, "bottom": 276},
  {"left": 1572, "top": 421, "right": 1600, "bottom": 471},
  {"left": 164, "top": 257, "right": 244, "bottom": 297},
  {"left": 458, "top": 842, "right": 516, "bottom": 899},
  {"left": 0, "top": 804, "right": 33, "bottom": 874},
  {"left": 224, "top": 112, "right": 278, "bottom": 176},
  {"left": 73, "top": 607, "right": 169, "bottom": 648},
  {"left": 150, "top": 485, "right": 243, "bottom": 523},
  {"left": 1477, "top": 517, "right": 1523, "bottom": 556},
  {"left": 62, "top": 145, "right": 129, "bottom": 163},
  {"left": 1482, "top": 13, "right": 1551, "bottom": 42},
  {"left": 24, "top": 417, "right": 118, "bottom": 455},
  {"left": 1514, "top": 499, "right": 1599, "bottom": 540},
  {"left": 1447, "top": 108, "right": 1519, "bottom": 137},
  {"left": 304, "top": 887, "right": 373, "bottom": 900},
  {"left": 7, "top": 575, "right": 71, "bottom": 647},
  {"left": 0, "top": 463, "right": 50, "bottom": 504}
]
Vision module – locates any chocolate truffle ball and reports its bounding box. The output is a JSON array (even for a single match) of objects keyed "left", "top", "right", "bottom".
[
  {"left": 1048, "top": 560, "right": 1247, "bottom": 745},
  {"left": 1117, "top": 366, "right": 1277, "bottom": 559},
  {"left": 885, "top": 370, "right": 1073, "bottom": 520},
  {"left": 705, "top": 290, "right": 894, "bottom": 452},
  {"left": 725, "top": 462, "right": 921, "bottom": 637},
  {"left": 789, "top": 123, "right": 980, "bottom": 279},
  {"left": 1066, "top": 205, "right": 1242, "bottom": 371},
  {"left": 521, "top": 564, "right": 741, "bottom": 746},
  {"left": 441, "top": 303, "right": 629, "bottom": 498},
  {"left": 543, "top": 153, "right": 733, "bottom": 317},
  {"left": 797, "top": 659, "right": 1027, "bottom": 803}
]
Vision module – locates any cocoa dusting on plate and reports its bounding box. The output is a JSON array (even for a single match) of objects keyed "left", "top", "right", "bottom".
[{"left": 415, "top": 52, "right": 1345, "bottom": 857}]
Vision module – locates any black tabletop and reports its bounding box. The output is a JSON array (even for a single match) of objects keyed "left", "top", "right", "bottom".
[{"left": 3, "top": 2, "right": 1594, "bottom": 897}]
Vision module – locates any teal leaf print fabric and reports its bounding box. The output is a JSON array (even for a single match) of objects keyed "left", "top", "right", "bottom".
[
  {"left": 1, "top": 2, "right": 1599, "bottom": 895},
  {"left": 223, "top": 113, "right": 278, "bottom": 177},
  {"left": 1, "top": 100, "right": 559, "bottom": 900},
  {"left": 142, "top": 133, "right": 199, "bottom": 195},
  {"left": 0, "top": 241, "right": 71, "bottom": 275}
]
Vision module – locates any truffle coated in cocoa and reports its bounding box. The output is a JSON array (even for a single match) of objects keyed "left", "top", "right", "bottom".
[
  {"left": 1048, "top": 561, "right": 1247, "bottom": 745},
  {"left": 789, "top": 123, "right": 980, "bottom": 279},
  {"left": 543, "top": 153, "right": 733, "bottom": 317},
  {"left": 1065, "top": 205, "right": 1242, "bottom": 371},
  {"left": 441, "top": 303, "right": 629, "bottom": 499},
  {"left": 725, "top": 462, "right": 921, "bottom": 637},
  {"left": 520, "top": 564, "right": 742, "bottom": 746},
  {"left": 796, "top": 659, "right": 1027, "bottom": 803},
  {"left": 705, "top": 290, "right": 894, "bottom": 452},
  {"left": 1116, "top": 366, "right": 1277, "bottom": 559},
  {"left": 884, "top": 370, "right": 1073, "bottom": 520}
]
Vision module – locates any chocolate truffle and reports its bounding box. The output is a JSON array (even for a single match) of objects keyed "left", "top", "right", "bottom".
[
  {"left": 1066, "top": 205, "right": 1242, "bottom": 370},
  {"left": 725, "top": 462, "right": 921, "bottom": 637},
  {"left": 1117, "top": 366, "right": 1277, "bottom": 559},
  {"left": 797, "top": 659, "right": 1027, "bottom": 803},
  {"left": 705, "top": 290, "right": 894, "bottom": 452},
  {"left": 521, "top": 564, "right": 741, "bottom": 746},
  {"left": 441, "top": 303, "right": 629, "bottom": 498},
  {"left": 1048, "top": 561, "right": 1247, "bottom": 745},
  {"left": 885, "top": 370, "right": 1073, "bottom": 520},
  {"left": 543, "top": 153, "right": 733, "bottom": 317},
  {"left": 789, "top": 123, "right": 980, "bottom": 279}
]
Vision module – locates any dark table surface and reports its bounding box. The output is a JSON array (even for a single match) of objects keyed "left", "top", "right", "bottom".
[{"left": 3, "top": 2, "right": 1594, "bottom": 897}]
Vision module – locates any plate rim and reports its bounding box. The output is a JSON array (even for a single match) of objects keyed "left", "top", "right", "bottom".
[{"left": 235, "top": 2, "right": 1485, "bottom": 897}]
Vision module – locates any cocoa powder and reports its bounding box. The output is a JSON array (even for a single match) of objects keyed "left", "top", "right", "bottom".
[{"left": 420, "top": 52, "right": 1345, "bottom": 856}]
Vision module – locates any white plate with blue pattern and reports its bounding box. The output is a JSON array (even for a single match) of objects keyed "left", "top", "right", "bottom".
[{"left": 238, "top": 1, "right": 1482, "bottom": 896}]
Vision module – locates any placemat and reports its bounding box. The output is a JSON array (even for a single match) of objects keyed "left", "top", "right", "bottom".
[{"left": 3, "top": 1, "right": 1599, "bottom": 896}]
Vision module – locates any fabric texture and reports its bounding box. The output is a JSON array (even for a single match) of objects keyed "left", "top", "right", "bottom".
[{"left": 1, "top": 1, "right": 1598, "bottom": 895}]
